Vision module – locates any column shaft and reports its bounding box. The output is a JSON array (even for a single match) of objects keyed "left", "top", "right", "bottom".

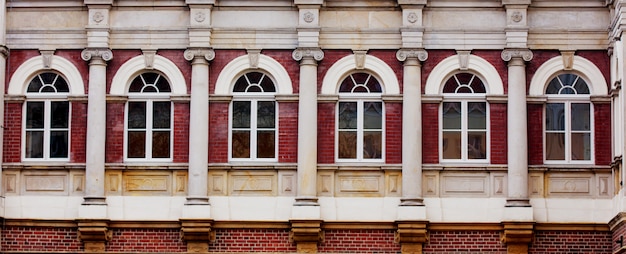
[
  {"left": 187, "top": 57, "right": 210, "bottom": 204},
  {"left": 296, "top": 57, "right": 318, "bottom": 204},
  {"left": 84, "top": 56, "right": 108, "bottom": 204},
  {"left": 507, "top": 57, "right": 530, "bottom": 206},
  {"left": 401, "top": 58, "right": 423, "bottom": 205}
]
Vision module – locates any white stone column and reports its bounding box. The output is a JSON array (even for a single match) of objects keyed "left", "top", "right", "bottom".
[
  {"left": 81, "top": 49, "right": 113, "bottom": 205},
  {"left": 501, "top": 49, "right": 533, "bottom": 207},
  {"left": 183, "top": 48, "right": 215, "bottom": 205},
  {"left": 292, "top": 48, "right": 324, "bottom": 208},
  {"left": 396, "top": 49, "right": 428, "bottom": 207}
]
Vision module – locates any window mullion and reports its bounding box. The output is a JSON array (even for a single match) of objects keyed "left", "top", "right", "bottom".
[
  {"left": 146, "top": 100, "right": 153, "bottom": 159},
  {"left": 565, "top": 101, "right": 572, "bottom": 162},
  {"left": 461, "top": 101, "right": 468, "bottom": 161},
  {"left": 250, "top": 100, "right": 258, "bottom": 159},
  {"left": 43, "top": 100, "right": 51, "bottom": 159},
  {"left": 357, "top": 100, "right": 364, "bottom": 161}
]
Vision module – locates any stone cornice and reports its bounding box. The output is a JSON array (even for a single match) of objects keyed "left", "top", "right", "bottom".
[
  {"left": 501, "top": 49, "right": 533, "bottom": 62},
  {"left": 81, "top": 48, "right": 113, "bottom": 62},
  {"left": 292, "top": 47, "right": 324, "bottom": 61},
  {"left": 184, "top": 48, "right": 215, "bottom": 62},
  {"left": 396, "top": 48, "right": 428, "bottom": 62}
]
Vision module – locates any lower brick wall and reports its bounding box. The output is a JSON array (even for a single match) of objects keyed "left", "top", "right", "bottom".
[
  {"left": 318, "top": 229, "right": 400, "bottom": 253},
  {"left": 1, "top": 226, "right": 83, "bottom": 252},
  {"left": 530, "top": 230, "right": 612, "bottom": 254},
  {"left": 423, "top": 230, "right": 506, "bottom": 253},
  {"left": 209, "top": 228, "right": 296, "bottom": 252},
  {"left": 106, "top": 228, "right": 186, "bottom": 252}
]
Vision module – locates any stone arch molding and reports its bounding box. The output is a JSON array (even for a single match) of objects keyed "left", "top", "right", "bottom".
[
  {"left": 110, "top": 55, "right": 187, "bottom": 95},
  {"left": 529, "top": 55, "right": 608, "bottom": 96},
  {"left": 321, "top": 54, "right": 400, "bottom": 94},
  {"left": 424, "top": 54, "right": 504, "bottom": 95},
  {"left": 214, "top": 54, "right": 293, "bottom": 95},
  {"left": 8, "top": 55, "right": 85, "bottom": 95}
]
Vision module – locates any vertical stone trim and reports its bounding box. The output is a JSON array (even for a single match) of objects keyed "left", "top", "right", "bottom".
[
  {"left": 82, "top": 48, "right": 113, "bottom": 205},
  {"left": 77, "top": 220, "right": 112, "bottom": 253},
  {"left": 396, "top": 48, "right": 428, "bottom": 207},
  {"left": 292, "top": 48, "right": 323, "bottom": 207},
  {"left": 501, "top": 222, "right": 534, "bottom": 254},
  {"left": 180, "top": 219, "right": 215, "bottom": 253},
  {"left": 395, "top": 221, "right": 428, "bottom": 254},
  {"left": 290, "top": 220, "right": 323, "bottom": 253},
  {"left": 0, "top": 46, "right": 8, "bottom": 198},
  {"left": 501, "top": 49, "right": 533, "bottom": 207},
  {"left": 184, "top": 48, "right": 215, "bottom": 206}
]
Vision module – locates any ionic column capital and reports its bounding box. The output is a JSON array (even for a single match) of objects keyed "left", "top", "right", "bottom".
[
  {"left": 184, "top": 48, "right": 215, "bottom": 62},
  {"left": 0, "top": 46, "right": 8, "bottom": 58},
  {"left": 396, "top": 48, "right": 428, "bottom": 62},
  {"left": 81, "top": 48, "right": 113, "bottom": 62},
  {"left": 292, "top": 47, "right": 324, "bottom": 62},
  {"left": 501, "top": 48, "right": 533, "bottom": 62}
]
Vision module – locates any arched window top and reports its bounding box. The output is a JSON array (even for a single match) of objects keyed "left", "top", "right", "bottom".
[
  {"left": 321, "top": 54, "right": 399, "bottom": 95},
  {"left": 215, "top": 54, "right": 292, "bottom": 95},
  {"left": 233, "top": 71, "right": 276, "bottom": 93},
  {"left": 425, "top": 54, "right": 503, "bottom": 95},
  {"left": 545, "top": 73, "right": 590, "bottom": 95},
  {"left": 110, "top": 54, "right": 186, "bottom": 95},
  {"left": 26, "top": 72, "right": 69, "bottom": 94},
  {"left": 529, "top": 55, "right": 607, "bottom": 96},
  {"left": 339, "top": 72, "right": 382, "bottom": 94},
  {"left": 129, "top": 72, "right": 172, "bottom": 93},
  {"left": 443, "top": 72, "right": 486, "bottom": 94}
]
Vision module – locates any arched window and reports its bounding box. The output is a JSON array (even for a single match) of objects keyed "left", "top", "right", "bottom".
[
  {"left": 230, "top": 71, "right": 277, "bottom": 160},
  {"left": 545, "top": 73, "right": 592, "bottom": 163},
  {"left": 337, "top": 72, "right": 384, "bottom": 161},
  {"left": 441, "top": 72, "right": 488, "bottom": 162},
  {"left": 24, "top": 72, "right": 70, "bottom": 160},
  {"left": 125, "top": 72, "right": 173, "bottom": 161}
]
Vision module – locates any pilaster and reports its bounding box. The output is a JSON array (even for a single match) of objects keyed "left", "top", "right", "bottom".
[
  {"left": 290, "top": 220, "right": 323, "bottom": 253},
  {"left": 503, "top": 1, "right": 530, "bottom": 48},
  {"left": 180, "top": 219, "right": 215, "bottom": 253},
  {"left": 501, "top": 222, "right": 534, "bottom": 254},
  {"left": 398, "top": 1, "right": 426, "bottom": 48},
  {"left": 395, "top": 221, "right": 428, "bottom": 254},
  {"left": 187, "top": 1, "right": 213, "bottom": 48},
  {"left": 77, "top": 220, "right": 111, "bottom": 253},
  {"left": 295, "top": 2, "right": 321, "bottom": 48}
]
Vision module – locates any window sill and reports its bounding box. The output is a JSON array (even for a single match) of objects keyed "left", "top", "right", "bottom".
[
  {"left": 529, "top": 164, "right": 611, "bottom": 172},
  {"left": 422, "top": 164, "right": 507, "bottom": 171}
]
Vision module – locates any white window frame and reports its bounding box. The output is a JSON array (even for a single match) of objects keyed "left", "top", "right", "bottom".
[
  {"left": 228, "top": 94, "right": 278, "bottom": 162},
  {"left": 22, "top": 94, "right": 71, "bottom": 162},
  {"left": 439, "top": 94, "right": 490, "bottom": 164},
  {"left": 335, "top": 93, "right": 385, "bottom": 163},
  {"left": 544, "top": 96, "right": 594, "bottom": 165}
]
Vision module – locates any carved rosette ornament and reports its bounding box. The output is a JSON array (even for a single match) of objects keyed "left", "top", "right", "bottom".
[
  {"left": 92, "top": 11, "right": 104, "bottom": 23},
  {"left": 292, "top": 47, "right": 324, "bottom": 62},
  {"left": 303, "top": 11, "right": 315, "bottom": 23},
  {"left": 511, "top": 11, "right": 523, "bottom": 23},
  {"left": 407, "top": 12, "right": 418, "bottom": 24},
  {"left": 81, "top": 48, "right": 113, "bottom": 62},
  {"left": 396, "top": 48, "right": 428, "bottom": 62},
  {"left": 501, "top": 49, "right": 533, "bottom": 62},
  {"left": 184, "top": 48, "right": 216, "bottom": 62}
]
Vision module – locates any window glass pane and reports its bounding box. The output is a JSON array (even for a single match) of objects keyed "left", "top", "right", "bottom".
[
  {"left": 468, "top": 102, "right": 486, "bottom": 130},
  {"left": 153, "top": 102, "right": 171, "bottom": 129},
  {"left": 442, "top": 131, "right": 461, "bottom": 159},
  {"left": 232, "top": 101, "right": 251, "bottom": 128},
  {"left": 546, "top": 103, "right": 564, "bottom": 131},
  {"left": 257, "top": 101, "right": 275, "bottom": 128},
  {"left": 338, "top": 131, "right": 357, "bottom": 159},
  {"left": 259, "top": 74, "right": 276, "bottom": 92},
  {"left": 257, "top": 131, "right": 275, "bottom": 158},
  {"left": 573, "top": 78, "right": 590, "bottom": 94},
  {"left": 546, "top": 78, "right": 561, "bottom": 94},
  {"left": 468, "top": 131, "right": 487, "bottom": 159},
  {"left": 339, "top": 73, "right": 381, "bottom": 93},
  {"left": 25, "top": 131, "right": 44, "bottom": 158},
  {"left": 128, "top": 131, "right": 146, "bottom": 158},
  {"left": 26, "top": 102, "right": 44, "bottom": 128},
  {"left": 442, "top": 102, "right": 461, "bottom": 130},
  {"left": 571, "top": 103, "right": 590, "bottom": 131},
  {"left": 363, "top": 102, "right": 382, "bottom": 129},
  {"left": 152, "top": 131, "right": 170, "bottom": 158},
  {"left": 338, "top": 102, "right": 357, "bottom": 129},
  {"left": 571, "top": 133, "right": 591, "bottom": 161},
  {"left": 232, "top": 131, "right": 250, "bottom": 158},
  {"left": 50, "top": 131, "right": 68, "bottom": 158},
  {"left": 363, "top": 131, "right": 382, "bottom": 159},
  {"left": 27, "top": 75, "right": 44, "bottom": 93},
  {"left": 50, "top": 101, "right": 69, "bottom": 128},
  {"left": 128, "top": 102, "right": 146, "bottom": 129},
  {"left": 546, "top": 133, "right": 565, "bottom": 160},
  {"left": 155, "top": 75, "right": 171, "bottom": 92}
]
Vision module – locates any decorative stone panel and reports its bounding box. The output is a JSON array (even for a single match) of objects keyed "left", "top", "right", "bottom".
[
  {"left": 105, "top": 170, "right": 188, "bottom": 196},
  {"left": 3, "top": 170, "right": 86, "bottom": 196},
  {"left": 230, "top": 170, "right": 277, "bottom": 196},
  {"left": 440, "top": 172, "right": 490, "bottom": 197},
  {"left": 208, "top": 170, "right": 228, "bottom": 195}
]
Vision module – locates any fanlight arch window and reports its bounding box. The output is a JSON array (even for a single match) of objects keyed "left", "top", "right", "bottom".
[
  {"left": 24, "top": 72, "right": 71, "bottom": 160},
  {"left": 441, "top": 72, "right": 488, "bottom": 162},
  {"left": 125, "top": 72, "right": 173, "bottom": 161},
  {"left": 230, "top": 71, "right": 277, "bottom": 160},
  {"left": 337, "top": 72, "right": 384, "bottom": 161},
  {"left": 544, "top": 73, "right": 592, "bottom": 163}
]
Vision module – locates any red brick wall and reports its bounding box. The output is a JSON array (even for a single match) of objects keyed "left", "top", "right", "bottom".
[
  {"left": 318, "top": 229, "right": 400, "bottom": 253},
  {"left": 473, "top": 50, "right": 509, "bottom": 94},
  {"left": 317, "top": 50, "right": 353, "bottom": 93},
  {"left": 528, "top": 104, "right": 544, "bottom": 165},
  {"left": 279, "top": 101, "right": 298, "bottom": 163},
  {"left": 107, "top": 50, "right": 142, "bottom": 93},
  {"left": 209, "top": 228, "right": 296, "bottom": 252},
  {"left": 595, "top": 103, "right": 611, "bottom": 166},
  {"left": 70, "top": 101, "right": 87, "bottom": 163},
  {"left": 3, "top": 102, "right": 22, "bottom": 163},
  {"left": 318, "top": 102, "right": 335, "bottom": 164},
  {"left": 1, "top": 226, "right": 83, "bottom": 252},
  {"left": 209, "top": 49, "right": 247, "bottom": 94},
  {"left": 386, "top": 102, "right": 402, "bottom": 164},
  {"left": 577, "top": 50, "right": 611, "bottom": 89},
  {"left": 369, "top": 49, "right": 404, "bottom": 93},
  {"left": 422, "top": 103, "right": 439, "bottom": 164},
  {"left": 490, "top": 103, "right": 507, "bottom": 164},
  {"left": 208, "top": 102, "right": 229, "bottom": 163},
  {"left": 173, "top": 102, "right": 189, "bottom": 163},
  {"left": 157, "top": 49, "right": 192, "bottom": 93},
  {"left": 530, "top": 230, "right": 611, "bottom": 253},
  {"left": 421, "top": 50, "right": 456, "bottom": 91},
  {"left": 107, "top": 228, "right": 185, "bottom": 252},
  {"left": 423, "top": 230, "right": 507, "bottom": 253},
  {"left": 262, "top": 50, "right": 300, "bottom": 94},
  {"left": 526, "top": 51, "right": 561, "bottom": 92},
  {"left": 105, "top": 102, "right": 125, "bottom": 163},
  {"left": 6, "top": 50, "right": 40, "bottom": 92},
  {"left": 613, "top": 221, "right": 626, "bottom": 252}
]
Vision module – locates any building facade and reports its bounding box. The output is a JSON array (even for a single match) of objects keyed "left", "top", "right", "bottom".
[{"left": 0, "top": 0, "right": 623, "bottom": 253}]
